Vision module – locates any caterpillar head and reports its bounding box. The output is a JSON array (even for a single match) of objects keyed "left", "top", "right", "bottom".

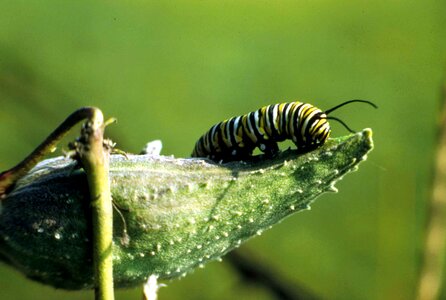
[{"left": 311, "top": 113, "right": 331, "bottom": 146}]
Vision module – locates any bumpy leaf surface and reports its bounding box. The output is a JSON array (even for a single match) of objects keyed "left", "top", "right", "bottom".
[{"left": 0, "top": 129, "right": 373, "bottom": 289}]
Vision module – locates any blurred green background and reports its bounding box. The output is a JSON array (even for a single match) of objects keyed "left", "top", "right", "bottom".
[{"left": 0, "top": 1, "right": 445, "bottom": 299}]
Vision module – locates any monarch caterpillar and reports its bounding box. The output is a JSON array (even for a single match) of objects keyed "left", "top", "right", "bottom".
[{"left": 191, "top": 100, "right": 377, "bottom": 162}]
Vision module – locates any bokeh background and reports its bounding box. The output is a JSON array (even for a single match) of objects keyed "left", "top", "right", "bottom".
[{"left": 0, "top": 1, "right": 445, "bottom": 299}]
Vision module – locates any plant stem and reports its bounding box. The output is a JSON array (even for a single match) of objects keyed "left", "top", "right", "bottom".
[
  {"left": 416, "top": 84, "right": 446, "bottom": 300},
  {"left": 226, "top": 249, "right": 320, "bottom": 300},
  {"left": 76, "top": 108, "right": 114, "bottom": 300}
]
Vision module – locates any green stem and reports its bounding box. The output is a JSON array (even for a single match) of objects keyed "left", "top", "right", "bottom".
[
  {"left": 76, "top": 109, "right": 114, "bottom": 300},
  {"left": 416, "top": 84, "right": 446, "bottom": 300}
]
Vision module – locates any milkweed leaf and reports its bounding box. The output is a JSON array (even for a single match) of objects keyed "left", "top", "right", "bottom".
[{"left": 0, "top": 129, "right": 373, "bottom": 289}]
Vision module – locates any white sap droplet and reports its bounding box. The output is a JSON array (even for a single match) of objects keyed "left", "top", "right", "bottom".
[
  {"left": 54, "top": 233, "right": 62, "bottom": 240},
  {"left": 141, "top": 140, "right": 163, "bottom": 155}
]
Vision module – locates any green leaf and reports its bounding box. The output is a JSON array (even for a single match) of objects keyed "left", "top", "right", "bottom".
[{"left": 0, "top": 129, "right": 374, "bottom": 289}]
